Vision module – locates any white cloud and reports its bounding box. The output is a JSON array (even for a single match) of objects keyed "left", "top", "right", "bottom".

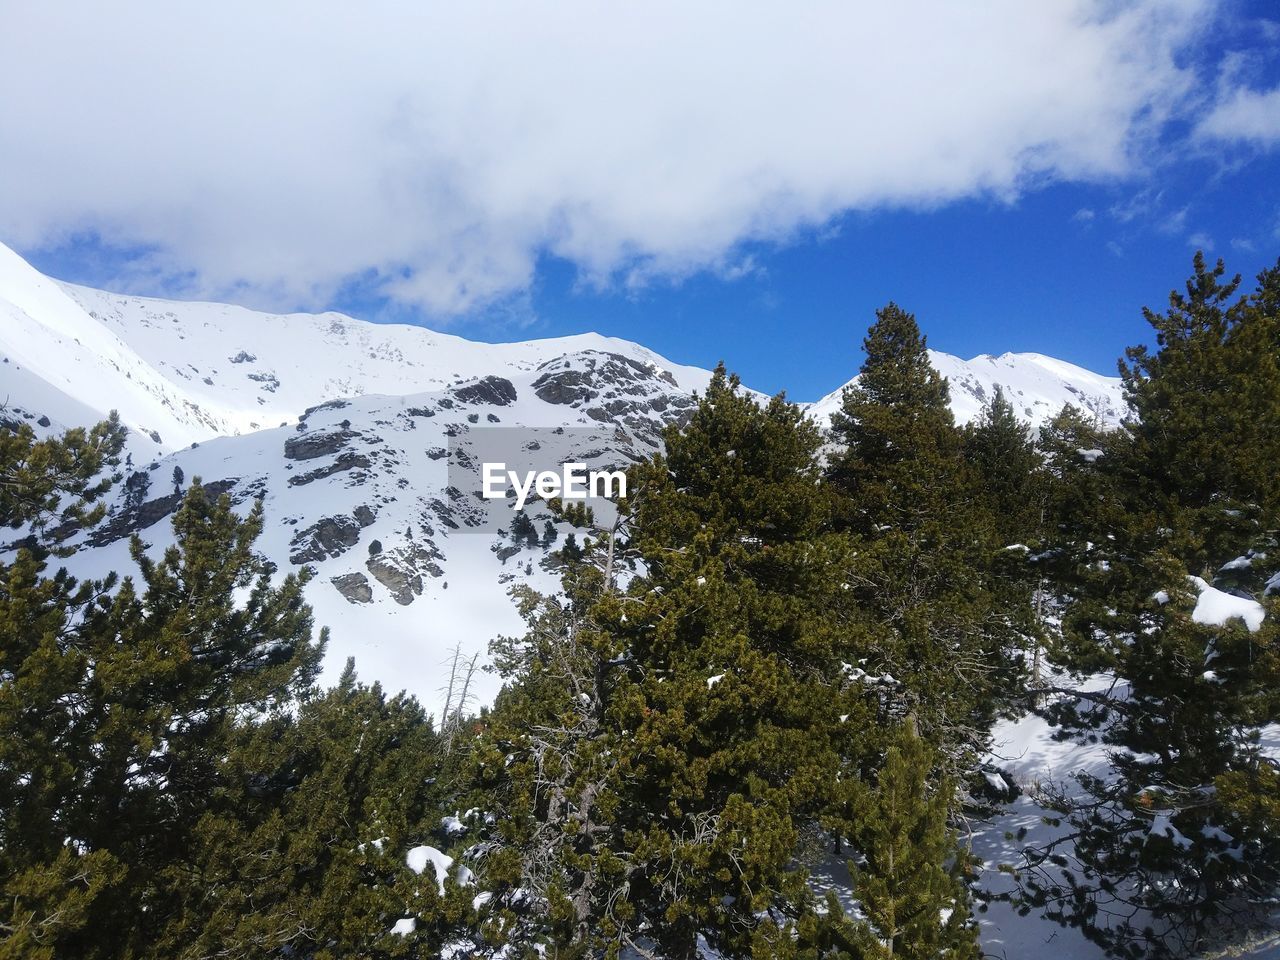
[
  {"left": 1160, "top": 206, "right": 1190, "bottom": 235},
  {"left": 1187, "top": 232, "right": 1214, "bottom": 251},
  {"left": 1196, "top": 47, "right": 1280, "bottom": 148},
  {"left": 0, "top": 0, "right": 1216, "bottom": 317},
  {"left": 1073, "top": 207, "right": 1097, "bottom": 222},
  {"left": 1198, "top": 84, "right": 1280, "bottom": 146}
]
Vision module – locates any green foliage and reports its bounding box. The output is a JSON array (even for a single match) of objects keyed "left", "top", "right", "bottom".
[
  {"left": 827, "top": 725, "right": 979, "bottom": 960},
  {"left": 1, "top": 474, "right": 325, "bottom": 957},
  {"left": 476, "top": 367, "right": 887, "bottom": 958},
  {"left": 510, "top": 511, "right": 538, "bottom": 547},
  {"left": 963, "top": 385, "right": 1043, "bottom": 549},
  {"left": 0, "top": 413, "right": 125, "bottom": 549},
  {"left": 0, "top": 420, "right": 411, "bottom": 957},
  {"left": 1118, "top": 252, "right": 1280, "bottom": 573},
  {"left": 1021, "top": 254, "right": 1280, "bottom": 957},
  {"left": 616, "top": 366, "right": 862, "bottom": 958},
  {"left": 828, "top": 306, "right": 1024, "bottom": 772},
  {"left": 828, "top": 303, "right": 959, "bottom": 535},
  {"left": 160, "top": 667, "right": 476, "bottom": 959}
]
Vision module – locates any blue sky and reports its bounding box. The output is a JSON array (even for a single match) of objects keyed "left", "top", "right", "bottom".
[
  {"left": 507, "top": 170, "right": 1280, "bottom": 399},
  {"left": 6, "top": 1, "right": 1280, "bottom": 401}
]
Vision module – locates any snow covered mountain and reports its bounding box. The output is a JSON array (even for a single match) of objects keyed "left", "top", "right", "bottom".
[
  {"left": 1, "top": 240, "right": 1124, "bottom": 706},
  {"left": 808, "top": 348, "right": 1126, "bottom": 430},
  {"left": 0, "top": 242, "right": 712, "bottom": 456}
]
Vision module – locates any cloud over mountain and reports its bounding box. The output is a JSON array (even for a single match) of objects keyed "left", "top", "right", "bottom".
[{"left": 0, "top": 1, "right": 1220, "bottom": 316}]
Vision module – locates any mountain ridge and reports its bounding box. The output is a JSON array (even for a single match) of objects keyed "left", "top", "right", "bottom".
[{"left": 3, "top": 242, "right": 1124, "bottom": 452}]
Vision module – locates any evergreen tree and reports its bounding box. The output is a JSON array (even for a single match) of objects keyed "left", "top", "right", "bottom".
[
  {"left": 1, "top": 416, "right": 128, "bottom": 959},
  {"left": 614, "top": 367, "right": 865, "bottom": 958},
  {"left": 825, "top": 725, "right": 980, "bottom": 960},
  {"left": 1021, "top": 256, "right": 1280, "bottom": 957},
  {"left": 1117, "top": 252, "right": 1280, "bottom": 573},
  {"left": 1024, "top": 557, "right": 1280, "bottom": 958},
  {"left": 1, "top": 445, "right": 324, "bottom": 957},
  {"left": 0, "top": 413, "right": 124, "bottom": 546},
  {"left": 963, "top": 388, "right": 1054, "bottom": 692},
  {"left": 478, "top": 567, "right": 631, "bottom": 953},
  {"left": 124, "top": 469, "right": 151, "bottom": 511},
  {"left": 827, "top": 306, "right": 1022, "bottom": 777},
  {"left": 827, "top": 303, "right": 958, "bottom": 535},
  {"left": 477, "top": 368, "right": 886, "bottom": 957},
  {"left": 963, "top": 385, "right": 1043, "bottom": 549},
  {"left": 159, "top": 662, "right": 476, "bottom": 958},
  {"left": 510, "top": 511, "right": 538, "bottom": 548},
  {"left": 560, "top": 531, "right": 583, "bottom": 563}
]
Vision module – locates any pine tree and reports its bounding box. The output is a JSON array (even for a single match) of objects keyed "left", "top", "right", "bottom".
[
  {"left": 475, "top": 367, "right": 882, "bottom": 958},
  {"left": 827, "top": 306, "right": 1021, "bottom": 777},
  {"left": 827, "top": 303, "right": 958, "bottom": 535},
  {"left": 510, "top": 511, "right": 538, "bottom": 548},
  {"left": 605, "top": 367, "right": 869, "bottom": 958},
  {"left": 124, "top": 469, "right": 151, "bottom": 511},
  {"left": 1, "top": 441, "right": 324, "bottom": 958},
  {"left": 1117, "top": 252, "right": 1280, "bottom": 574},
  {"left": 825, "top": 725, "right": 980, "bottom": 960},
  {"left": 560, "top": 531, "right": 583, "bottom": 563},
  {"left": 159, "top": 663, "right": 477, "bottom": 958},
  {"left": 1024, "top": 556, "right": 1280, "bottom": 958},
  {"left": 964, "top": 388, "right": 1053, "bottom": 692},
  {"left": 0, "top": 412, "right": 124, "bottom": 547},
  {"left": 476, "top": 525, "right": 634, "bottom": 953},
  {"left": 963, "top": 386, "right": 1043, "bottom": 549},
  {"left": 1, "top": 416, "right": 128, "bottom": 958},
  {"left": 1021, "top": 255, "right": 1280, "bottom": 957}
]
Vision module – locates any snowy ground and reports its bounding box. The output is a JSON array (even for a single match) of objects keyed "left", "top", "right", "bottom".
[{"left": 972, "top": 700, "right": 1117, "bottom": 959}]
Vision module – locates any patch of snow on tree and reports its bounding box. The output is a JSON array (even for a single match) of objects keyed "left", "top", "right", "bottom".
[
  {"left": 406, "top": 844, "right": 454, "bottom": 894},
  {"left": 1189, "top": 576, "right": 1265, "bottom": 632}
]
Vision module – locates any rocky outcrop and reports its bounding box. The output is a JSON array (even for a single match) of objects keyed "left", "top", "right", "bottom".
[
  {"left": 289, "top": 515, "right": 366, "bottom": 564},
  {"left": 453, "top": 375, "right": 517, "bottom": 407},
  {"left": 287, "top": 451, "right": 371, "bottom": 487},
  {"left": 284, "top": 428, "right": 359, "bottom": 461},
  {"left": 331, "top": 572, "right": 373, "bottom": 604},
  {"left": 365, "top": 542, "right": 444, "bottom": 605},
  {"left": 247, "top": 371, "right": 280, "bottom": 392},
  {"left": 532, "top": 367, "right": 594, "bottom": 405},
  {"left": 529, "top": 351, "right": 693, "bottom": 444}
]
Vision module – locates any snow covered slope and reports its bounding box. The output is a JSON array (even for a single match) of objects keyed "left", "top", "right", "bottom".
[
  {"left": 808, "top": 349, "right": 1126, "bottom": 430},
  {"left": 42, "top": 352, "right": 699, "bottom": 706},
  {"left": 0, "top": 243, "right": 208, "bottom": 455},
  {"left": 55, "top": 277, "right": 713, "bottom": 442},
  {"left": 0, "top": 240, "right": 709, "bottom": 453}
]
